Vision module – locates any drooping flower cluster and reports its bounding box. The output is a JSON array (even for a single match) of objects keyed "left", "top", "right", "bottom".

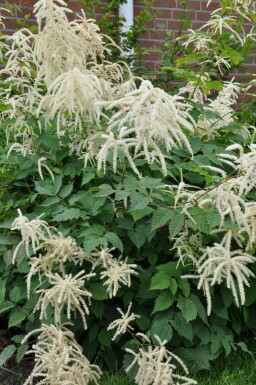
[
  {"left": 180, "top": 77, "right": 241, "bottom": 139},
  {"left": 183, "top": 0, "right": 256, "bottom": 75},
  {"left": 22, "top": 324, "right": 102, "bottom": 385},
  {"left": 183, "top": 231, "right": 256, "bottom": 315},
  {"left": 90, "top": 247, "right": 139, "bottom": 298},
  {"left": 107, "top": 303, "right": 140, "bottom": 340},
  {"left": 34, "top": 271, "right": 94, "bottom": 328},
  {"left": 125, "top": 334, "right": 197, "bottom": 385},
  {"left": 11, "top": 209, "right": 52, "bottom": 262},
  {"left": 1, "top": 0, "right": 198, "bottom": 177},
  {"left": 170, "top": 142, "right": 256, "bottom": 312}
]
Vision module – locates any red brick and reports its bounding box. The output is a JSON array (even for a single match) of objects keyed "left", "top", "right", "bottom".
[
  {"left": 196, "top": 11, "right": 211, "bottom": 21},
  {"left": 168, "top": 19, "right": 182, "bottom": 30},
  {"left": 201, "top": 1, "right": 220, "bottom": 11}
]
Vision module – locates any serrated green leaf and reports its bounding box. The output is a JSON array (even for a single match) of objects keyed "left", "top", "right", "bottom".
[
  {"left": 175, "top": 346, "right": 214, "bottom": 370},
  {"left": 89, "top": 324, "right": 100, "bottom": 343},
  {"left": 177, "top": 297, "right": 197, "bottom": 322},
  {"left": 189, "top": 294, "right": 208, "bottom": 324},
  {"left": 105, "top": 232, "right": 123, "bottom": 253},
  {"left": 171, "top": 313, "right": 193, "bottom": 341},
  {"left": 169, "top": 212, "right": 185, "bottom": 238},
  {"left": 58, "top": 183, "right": 73, "bottom": 198},
  {"left": 9, "top": 287, "right": 22, "bottom": 303},
  {"left": 0, "top": 234, "right": 19, "bottom": 245},
  {"left": 169, "top": 279, "right": 178, "bottom": 295},
  {"left": 0, "top": 301, "right": 15, "bottom": 314},
  {"left": 52, "top": 208, "right": 82, "bottom": 221},
  {"left": 157, "top": 262, "right": 182, "bottom": 278},
  {"left": 83, "top": 238, "right": 104, "bottom": 253},
  {"left": 178, "top": 279, "right": 190, "bottom": 298},
  {"left": 151, "top": 311, "right": 173, "bottom": 342},
  {"left": 82, "top": 172, "right": 95, "bottom": 186},
  {"left": 151, "top": 208, "right": 174, "bottom": 231},
  {"left": 131, "top": 207, "right": 154, "bottom": 222},
  {"left": 0, "top": 279, "right": 6, "bottom": 302},
  {"left": 11, "top": 334, "right": 25, "bottom": 344},
  {"left": 128, "top": 231, "right": 146, "bottom": 248},
  {"left": 130, "top": 193, "right": 151, "bottom": 211},
  {"left": 40, "top": 197, "right": 61, "bottom": 207},
  {"left": 89, "top": 283, "right": 108, "bottom": 300},
  {"left": 187, "top": 207, "right": 210, "bottom": 233},
  {"left": 153, "top": 291, "right": 174, "bottom": 313},
  {"left": 8, "top": 309, "right": 27, "bottom": 328},
  {"left": 16, "top": 343, "right": 28, "bottom": 363},
  {"left": 0, "top": 344, "right": 16, "bottom": 366},
  {"left": 98, "top": 329, "right": 111, "bottom": 347},
  {"left": 207, "top": 211, "right": 221, "bottom": 229},
  {"left": 34, "top": 179, "right": 55, "bottom": 196},
  {"left": 150, "top": 272, "right": 170, "bottom": 290}
]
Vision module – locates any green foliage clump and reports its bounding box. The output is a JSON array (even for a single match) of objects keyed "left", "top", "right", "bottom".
[{"left": 0, "top": 0, "right": 256, "bottom": 384}]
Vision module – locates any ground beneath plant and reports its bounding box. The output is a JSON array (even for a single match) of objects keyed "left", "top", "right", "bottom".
[{"left": 0, "top": 360, "right": 33, "bottom": 385}]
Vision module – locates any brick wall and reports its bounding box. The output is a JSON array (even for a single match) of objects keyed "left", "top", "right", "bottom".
[{"left": 1, "top": 0, "right": 255, "bottom": 74}]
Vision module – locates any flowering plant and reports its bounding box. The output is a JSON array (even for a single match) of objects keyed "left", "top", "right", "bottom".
[{"left": 0, "top": 0, "right": 256, "bottom": 382}]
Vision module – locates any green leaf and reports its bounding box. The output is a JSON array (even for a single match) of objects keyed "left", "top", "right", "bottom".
[
  {"left": 187, "top": 207, "right": 210, "bottom": 233},
  {"left": 151, "top": 208, "right": 175, "bottom": 231},
  {"left": 82, "top": 172, "right": 95, "bottom": 186},
  {"left": 157, "top": 262, "right": 182, "bottom": 278},
  {"left": 177, "top": 297, "right": 197, "bottom": 323},
  {"left": 169, "top": 279, "right": 178, "bottom": 296},
  {"left": 34, "top": 179, "right": 55, "bottom": 196},
  {"left": 105, "top": 232, "right": 123, "bottom": 253},
  {"left": 236, "top": 342, "right": 253, "bottom": 356},
  {"left": 52, "top": 208, "right": 82, "bottom": 221},
  {"left": 8, "top": 309, "right": 27, "bottom": 328},
  {"left": 89, "top": 283, "right": 108, "bottom": 300},
  {"left": 89, "top": 324, "right": 100, "bottom": 343},
  {"left": 150, "top": 272, "right": 170, "bottom": 290},
  {"left": 98, "top": 329, "right": 112, "bottom": 347},
  {"left": 153, "top": 291, "right": 174, "bottom": 313},
  {"left": 0, "top": 234, "right": 19, "bottom": 245},
  {"left": 178, "top": 279, "right": 190, "bottom": 298},
  {"left": 58, "top": 183, "right": 73, "bottom": 198},
  {"left": 189, "top": 294, "right": 208, "bottom": 324},
  {"left": 207, "top": 211, "right": 221, "bottom": 229},
  {"left": 0, "top": 301, "right": 15, "bottom": 314},
  {"left": 169, "top": 212, "right": 185, "bottom": 238},
  {"left": 131, "top": 207, "right": 154, "bottom": 222},
  {"left": 130, "top": 193, "right": 151, "bottom": 211},
  {"left": 11, "top": 334, "right": 25, "bottom": 344},
  {"left": 151, "top": 311, "right": 173, "bottom": 342},
  {"left": 0, "top": 279, "right": 6, "bottom": 302},
  {"left": 16, "top": 343, "right": 28, "bottom": 363},
  {"left": 175, "top": 346, "right": 214, "bottom": 370},
  {"left": 0, "top": 345, "right": 16, "bottom": 366},
  {"left": 9, "top": 287, "right": 22, "bottom": 303},
  {"left": 40, "top": 197, "right": 61, "bottom": 207},
  {"left": 128, "top": 231, "right": 146, "bottom": 248},
  {"left": 171, "top": 313, "right": 193, "bottom": 341}
]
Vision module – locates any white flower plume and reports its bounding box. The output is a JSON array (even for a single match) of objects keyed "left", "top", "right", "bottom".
[
  {"left": 107, "top": 303, "right": 140, "bottom": 340},
  {"left": 22, "top": 324, "right": 102, "bottom": 385},
  {"left": 26, "top": 233, "right": 88, "bottom": 296},
  {"left": 34, "top": 270, "right": 95, "bottom": 329},
  {"left": 102, "top": 80, "right": 195, "bottom": 175},
  {"left": 37, "top": 68, "right": 103, "bottom": 134},
  {"left": 11, "top": 209, "right": 52, "bottom": 262},
  {"left": 219, "top": 143, "right": 256, "bottom": 195},
  {"left": 125, "top": 333, "right": 197, "bottom": 385},
  {"left": 183, "top": 231, "right": 256, "bottom": 315},
  {"left": 90, "top": 247, "right": 139, "bottom": 298}
]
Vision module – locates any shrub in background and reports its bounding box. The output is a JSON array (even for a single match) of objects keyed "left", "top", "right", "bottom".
[{"left": 0, "top": 0, "right": 256, "bottom": 384}]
